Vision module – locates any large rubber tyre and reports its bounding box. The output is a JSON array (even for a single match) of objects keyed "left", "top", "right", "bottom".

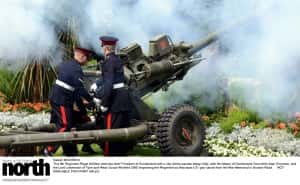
[{"left": 157, "top": 104, "right": 205, "bottom": 156}]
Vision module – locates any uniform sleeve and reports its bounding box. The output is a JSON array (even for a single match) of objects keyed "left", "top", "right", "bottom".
[
  {"left": 73, "top": 69, "right": 93, "bottom": 102},
  {"left": 95, "top": 78, "right": 104, "bottom": 99},
  {"left": 102, "top": 61, "right": 114, "bottom": 107}
]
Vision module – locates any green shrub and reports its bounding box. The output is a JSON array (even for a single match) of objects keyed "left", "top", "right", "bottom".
[
  {"left": 11, "top": 59, "right": 57, "bottom": 103},
  {"left": 0, "top": 68, "right": 15, "bottom": 102},
  {"left": 219, "top": 105, "right": 262, "bottom": 133},
  {"left": 253, "top": 121, "right": 268, "bottom": 129}
]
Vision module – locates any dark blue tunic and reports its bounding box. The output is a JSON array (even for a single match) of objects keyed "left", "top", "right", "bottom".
[
  {"left": 101, "top": 53, "right": 130, "bottom": 112},
  {"left": 49, "top": 60, "right": 92, "bottom": 107}
]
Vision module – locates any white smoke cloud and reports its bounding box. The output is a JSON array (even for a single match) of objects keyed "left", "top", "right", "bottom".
[
  {"left": 152, "top": 0, "right": 300, "bottom": 118},
  {"left": 0, "top": 0, "right": 57, "bottom": 61},
  {"left": 0, "top": 0, "right": 216, "bottom": 58},
  {"left": 218, "top": 0, "right": 300, "bottom": 117},
  {"left": 80, "top": 0, "right": 212, "bottom": 52},
  {"left": 0, "top": 0, "right": 300, "bottom": 118}
]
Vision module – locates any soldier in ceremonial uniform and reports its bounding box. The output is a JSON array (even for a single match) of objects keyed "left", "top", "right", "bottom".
[
  {"left": 98, "top": 36, "right": 131, "bottom": 156},
  {"left": 48, "top": 47, "right": 95, "bottom": 156}
]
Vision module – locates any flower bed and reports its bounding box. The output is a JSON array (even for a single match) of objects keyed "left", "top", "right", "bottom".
[
  {"left": 204, "top": 137, "right": 288, "bottom": 157},
  {"left": 205, "top": 123, "right": 300, "bottom": 156},
  {"left": 0, "top": 112, "right": 50, "bottom": 126},
  {"left": 0, "top": 102, "right": 50, "bottom": 113}
]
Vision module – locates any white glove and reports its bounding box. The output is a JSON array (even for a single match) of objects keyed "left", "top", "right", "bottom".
[
  {"left": 93, "top": 98, "right": 101, "bottom": 108},
  {"left": 100, "top": 106, "right": 108, "bottom": 112},
  {"left": 90, "top": 83, "right": 98, "bottom": 93}
]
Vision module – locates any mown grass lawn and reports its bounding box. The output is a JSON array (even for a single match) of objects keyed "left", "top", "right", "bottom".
[{"left": 53, "top": 144, "right": 161, "bottom": 156}]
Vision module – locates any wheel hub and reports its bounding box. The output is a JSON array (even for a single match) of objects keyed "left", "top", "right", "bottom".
[
  {"left": 175, "top": 118, "right": 195, "bottom": 146},
  {"left": 181, "top": 128, "right": 192, "bottom": 142}
]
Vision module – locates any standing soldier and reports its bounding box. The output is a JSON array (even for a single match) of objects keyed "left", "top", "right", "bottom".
[
  {"left": 98, "top": 36, "right": 131, "bottom": 156},
  {"left": 47, "top": 47, "right": 95, "bottom": 156}
]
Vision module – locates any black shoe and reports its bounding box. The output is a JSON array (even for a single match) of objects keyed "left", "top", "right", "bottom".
[{"left": 82, "top": 144, "right": 97, "bottom": 154}]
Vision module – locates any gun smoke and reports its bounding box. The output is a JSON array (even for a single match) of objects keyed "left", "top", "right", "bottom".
[
  {"left": 152, "top": 0, "right": 300, "bottom": 119},
  {"left": 0, "top": 0, "right": 299, "bottom": 118}
]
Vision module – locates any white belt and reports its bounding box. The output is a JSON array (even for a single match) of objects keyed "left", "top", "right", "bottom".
[
  {"left": 56, "top": 80, "right": 75, "bottom": 91},
  {"left": 113, "top": 83, "right": 124, "bottom": 89}
]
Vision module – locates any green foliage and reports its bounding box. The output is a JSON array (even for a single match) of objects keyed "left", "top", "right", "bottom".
[
  {"left": 295, "top": 133, "right": 300, "bottom": 139},
  {"left": 253, "top": 121, "right": 268, "bottom": 129},
  {"left": 129, "top": 146, "right": 160, "bottom": 156},
  {"left": 11, "top": 59, "right": 57, "bottom": 103},
  {"left": 143, "top": 97, "right": 155, "bottom": 108},
  {"left": 0, "top": 59, "right": 57, "bottom": 104},
  {"left": 0, "top": 19, "right": 79, "bottom": 104},
  {"left": 219, "top": 105, "right": 262, "bottom": 133},
  {"left": 0, "top": 68, "right": 15, "bottom": 102},
  {"left": 82, "top": 59, "right": 98, "bottom": 70}
]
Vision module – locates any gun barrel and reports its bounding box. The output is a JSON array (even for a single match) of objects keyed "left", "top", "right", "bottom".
[
  {"left": 0, "top": 123, "right": 148, "bottom": 147},
  {"left": 26, "top": 124, "right": 57, "bottom": 132},
  {"left": 188, "top": 32, "right": 218, "bottom": 56},
  {"left": 83, "top": 70, "right": 102, "bottom": 76}
]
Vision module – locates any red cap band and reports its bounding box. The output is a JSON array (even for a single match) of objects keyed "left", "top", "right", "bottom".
[{"left": 100, "top": 36, "right": 118, "bottom": 47}]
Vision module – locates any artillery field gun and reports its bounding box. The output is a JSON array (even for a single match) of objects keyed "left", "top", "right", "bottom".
[{"left": 0, "top": 16, "right": 253, "bottom": 156}]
